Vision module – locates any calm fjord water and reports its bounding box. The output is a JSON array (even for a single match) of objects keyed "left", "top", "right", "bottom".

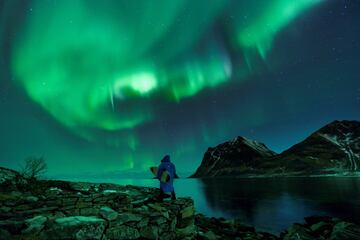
[{"left": 74, "top": 177, "right": 360, "bottom": 233}]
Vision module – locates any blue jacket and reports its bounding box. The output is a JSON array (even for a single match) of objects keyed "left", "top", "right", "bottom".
[{"left": 157, "top": 155, "right": 176, "bottom": 192}]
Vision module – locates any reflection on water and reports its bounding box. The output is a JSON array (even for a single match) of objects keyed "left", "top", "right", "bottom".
[{"left": 71, "top": 177, "right": 360, "bottom": 233}]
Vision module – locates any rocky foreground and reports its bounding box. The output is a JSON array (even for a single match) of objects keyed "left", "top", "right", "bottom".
[{"left": 1, "top": 167, "right": 360, "bottom": 239}]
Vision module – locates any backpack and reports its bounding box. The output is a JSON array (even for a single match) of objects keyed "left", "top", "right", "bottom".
[{"left": 160, "top": 168, "right": 171, "bottom": 183}]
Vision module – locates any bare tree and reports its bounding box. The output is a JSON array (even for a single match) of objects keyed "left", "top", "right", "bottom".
[{"left": 21, "top": 156, "right": 47, "bottom": 180}]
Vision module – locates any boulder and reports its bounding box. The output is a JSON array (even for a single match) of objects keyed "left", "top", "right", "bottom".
[{"left": 99, "top": 206, "right": 118, "bottom": 221}]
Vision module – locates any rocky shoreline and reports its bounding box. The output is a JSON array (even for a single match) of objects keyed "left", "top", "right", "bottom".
[{"left": 1, "top": 167, "right": 360, "bottom": 239}]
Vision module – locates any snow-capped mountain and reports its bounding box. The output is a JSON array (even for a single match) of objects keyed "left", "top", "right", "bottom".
[
  {"left": 274, "top": 120, "right": 360, "bottom": 174},
  {"left": 191, "top": 120, "right": 360, "bottom": 177},
  {"left": 191, "top": 136, "right": 276, "bottom": 177}
]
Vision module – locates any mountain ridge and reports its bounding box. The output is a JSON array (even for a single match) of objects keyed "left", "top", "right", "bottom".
[{"left": 191, "top": 120, "right": 360, "bottom": 177}]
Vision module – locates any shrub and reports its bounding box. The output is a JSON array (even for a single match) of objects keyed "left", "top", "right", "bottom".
[{"left": 20, "top": 156, "right": 47, "bottom": 180}]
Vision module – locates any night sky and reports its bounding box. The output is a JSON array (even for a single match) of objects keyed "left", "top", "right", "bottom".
[{"left": 0, "top": 0, "right": 359, "bottom": 178}]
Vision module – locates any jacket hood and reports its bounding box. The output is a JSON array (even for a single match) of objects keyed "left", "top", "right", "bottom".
[{"left": 161, "top": 155, "right": 170, "bottom": 163}]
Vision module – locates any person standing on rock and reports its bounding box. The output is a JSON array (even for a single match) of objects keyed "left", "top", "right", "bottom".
[{"left": 157, "top": 155, "right": 177, "bottom": 201}]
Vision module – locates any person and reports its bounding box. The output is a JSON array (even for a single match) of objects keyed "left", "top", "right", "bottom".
[{"left": 157, "top": 155, "right": 176, "bottom": 201}]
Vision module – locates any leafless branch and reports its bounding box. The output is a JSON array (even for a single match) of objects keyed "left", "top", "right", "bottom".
[{"left": 21, "top": 156, "right": 47, "bottom": 179}]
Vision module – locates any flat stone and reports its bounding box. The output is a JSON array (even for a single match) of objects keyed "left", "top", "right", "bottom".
[
  {"left": 148, "top": 203, "right": 164, "bottom": 212},
  {"left": 24, "top": 196, "right": 39, "bottom": 203},
  {"left": 55, "top": 216, "right": 105, "bottom": 226},
  {"left": 99, "top": 207, "right": 118, "bottom": 221},
  {"left": 116, "top": 213, "right": 143, "bottom": 225}
]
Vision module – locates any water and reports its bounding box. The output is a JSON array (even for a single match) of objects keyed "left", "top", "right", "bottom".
[{"left": 71, "top": 177, "right": 360, "bottom": 234}]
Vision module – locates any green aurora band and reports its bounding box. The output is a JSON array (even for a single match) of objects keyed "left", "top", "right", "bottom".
[{"left": 11, "top": 0, "right": 321, "bottom": 156}]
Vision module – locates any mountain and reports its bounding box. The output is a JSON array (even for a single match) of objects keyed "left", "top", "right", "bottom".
[
  {"left": 191, "top": 120, "right": 360, "bottom": 177},
  {"left": 190, "top": 136, "right": 277, "bottom": 177},
  {"left": 268, "top": 120, "right": 360, "bottom": 175}
]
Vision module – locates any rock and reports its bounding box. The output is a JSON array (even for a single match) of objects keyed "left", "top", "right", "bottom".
[
  {"left": 99, "top": 207, "right": 118, "bottom": 221},
  {"left": 330, "top": 221, "right": 360, "bottom": 240},
  {"left": 283, "top": 223, "right": 317, "bottom": 240},
  {"left": 0, "top": 167, "right": 20, "bottom": 185},
  {"left": 76, "top": 201, "right": 93, "bottom": 209},
  {"left": 22, "top": 215, "right": 47, "bottom": 234},
  {"left": 309, "top": 221, "right": 333, "bottom": 235},
  {"left": 43, "top": 216, "right": 106, "bottom": 240},
  {"left": 20, "top": 206, "right": 58, "bottom": 215},
  {"left": 148, "top": 203, "right": 165, "bottom": 212},
  {"left": 176, "top": 224, "right": 195, "bottom": 238},
  {"left": 80, "top": 207, "right": 99, "bottom": 216},
  {"left": 153, "top": 216, "right": 167, "bottom": 225},
  {"left": 48, "top": 187, "right": 63, "bottom": 195},
  {"left": 0, "top": 206, "right": 11, "bottom": 213},
  {"left": 170, "top": 218, "right": 177, "bottom": 231},
  {"left": 106, "top": 225, "right": 140, "bottom": 240},
  {"left": 116, "top": 213, "right": 143, "bottom": 225},
  {"left": 181, "top": 206, "right": 195, "bottom": 219},
  {"left": 140, "top": 225, "right": 159, "bottom": 239},
  {"left": 24, "top": 196, "right": 39, "bottom": 203},
  {"left": 0, "top": 191, "right": 22, "bottom": 201},
  {"left": 137, "top": 217, "right": 149, "bottom": 228}
]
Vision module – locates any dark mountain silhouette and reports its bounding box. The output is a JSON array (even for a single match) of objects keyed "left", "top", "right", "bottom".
[{"left": 191, "top": 120, "right": 360, "bottom": 177}]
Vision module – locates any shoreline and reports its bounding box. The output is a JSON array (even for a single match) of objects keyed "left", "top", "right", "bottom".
[{"left": 1, "top": 167, "right": 360, "bottom": 239}]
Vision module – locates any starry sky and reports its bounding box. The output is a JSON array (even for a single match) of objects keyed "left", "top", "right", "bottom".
[{"left": 0, "top": 0, "right": 359, "bottom": 178}]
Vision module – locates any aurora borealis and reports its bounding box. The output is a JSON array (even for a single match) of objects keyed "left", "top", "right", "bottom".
[{"left": 1, "top": 0, "right": 359, "bottom": 177}]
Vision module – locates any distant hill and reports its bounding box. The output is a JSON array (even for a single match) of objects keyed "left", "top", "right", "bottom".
[{"left": 191, "top": 120, "right": 360, "bottom": 177}]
